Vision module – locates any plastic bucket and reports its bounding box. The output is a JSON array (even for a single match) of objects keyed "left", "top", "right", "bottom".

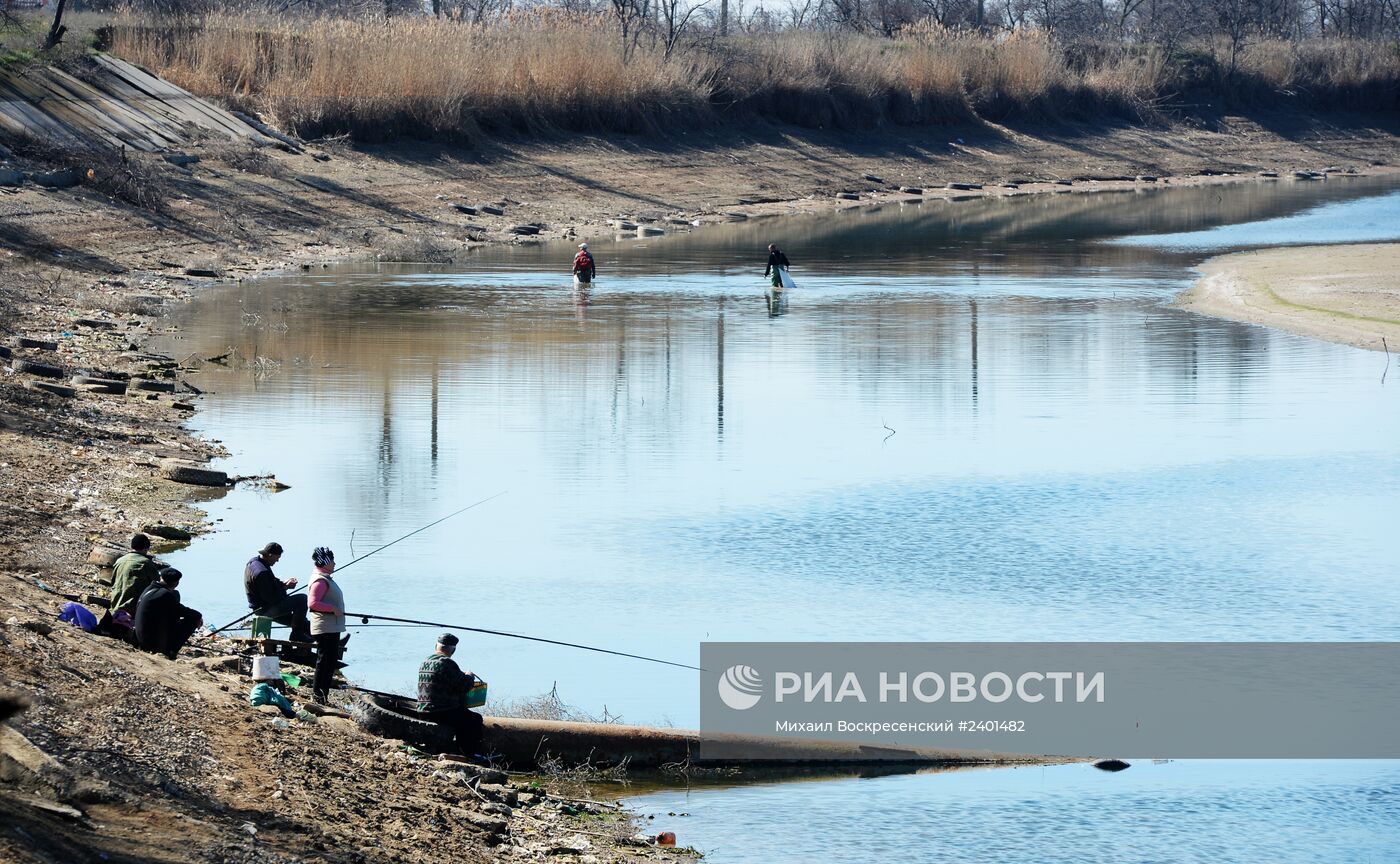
[
  {"left": 252, "top": 655, "right": 282, "bottom": 681},
  {"left": 465, "top": 679, "right": 488, "bottom": 709}
]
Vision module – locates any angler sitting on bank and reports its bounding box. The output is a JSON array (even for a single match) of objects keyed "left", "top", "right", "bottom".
[
  {"left": 418, "top": 632, "right": 484, "bottom": 758},
  {"left": 244, "top": 541, "right": 312, "bottom": 643},
  {"left": 134, "top": 567, "right": 203, "bottom": 660},
  {"left": 108, "top": 533, "right": 162, "bottom": 618}
]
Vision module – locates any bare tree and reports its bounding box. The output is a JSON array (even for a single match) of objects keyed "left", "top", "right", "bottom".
[
  {"left": 660, "top": 0, "right": 710, "bottom": 57},
  {"left": 611, "top": 0, "right": 654, "bottom": 59},
  {"left": 43, "top": 0, "right": 68, "bottom": 49}
]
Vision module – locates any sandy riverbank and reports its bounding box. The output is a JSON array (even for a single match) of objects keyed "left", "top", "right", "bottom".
[{"left": 1183, "top": 243, "right": 1400, "bottom": 352}]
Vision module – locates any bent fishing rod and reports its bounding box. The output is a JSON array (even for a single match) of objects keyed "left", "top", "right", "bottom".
[
  {"left": 346, "top": 611, "right": 703, "bottom": 672},
  {"left": 210, "top": 490, "right": 508, "bottom": 635}
]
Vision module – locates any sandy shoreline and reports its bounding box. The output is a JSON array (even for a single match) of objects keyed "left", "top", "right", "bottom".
[{"left": 1182, "top": 243, "right": 1400, "bottom": 352}]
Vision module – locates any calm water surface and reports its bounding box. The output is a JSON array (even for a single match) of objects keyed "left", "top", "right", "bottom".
[{"left": 154, "top": 176, "right": 1400, "bottom": 862}]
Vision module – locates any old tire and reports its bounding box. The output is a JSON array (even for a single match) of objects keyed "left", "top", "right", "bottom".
[
  {"left": 350, "top": 693, "right": 455, "bottom": 751},
  {"left": 16, "top": 360, "right": 65, "bottom": 379},
  {"left": 159, "top": 458, "right": 229, "bottom": 487},
  {"left": 88, "top": 545, "right": 124, "bottom": 567},
  {"left": 132, "top": 379, "right": 177, "bottom": 393},
  {"left": 17, "top": 337, "right": 59, "bottom": 351},
  {"left": 73, "top": 376, "right": 128, "bottom": 395},
  {"left": 29, "top": 381, "right": 76, "bottom": 398}
]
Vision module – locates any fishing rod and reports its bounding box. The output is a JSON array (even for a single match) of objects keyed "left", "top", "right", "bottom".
[
  {"left": 210, "top": 490, "right": 508, "bottom": 635},
  {"left": 346, "top": 611, "right": 703, "bottom": 672}
]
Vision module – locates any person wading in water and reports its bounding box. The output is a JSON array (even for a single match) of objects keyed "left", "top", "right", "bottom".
[
  {"left": 572, "top": 243, "right": 596, "bottom": 285},
  {"left": 307, "top": 547, "right": 346, "bottom": 705},
  {"left": 764, "top": 243, "right": 791, "bottom": 289}
]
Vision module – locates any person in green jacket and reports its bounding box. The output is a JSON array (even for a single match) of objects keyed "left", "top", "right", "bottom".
[{"left": 108, "top": 533, "right": 163, "bottom": 615}]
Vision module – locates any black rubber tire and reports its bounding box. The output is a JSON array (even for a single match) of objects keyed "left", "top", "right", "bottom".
[
  {"left": 350, "top": 693, "right": 455, "bottom": 751},
  {"left": 17, "top": 337, "right": 59, "bottom": 351},
  {"left": 16, "top": 360, "right": 65, "bottom": 379},
  {"left": 132, "top": 379, "right": 177, "bottom": 393},
  {"left": 73, "top": 376, "right": 128, "bottom": 395},
  {"left": 29, "top": 381, "right": 76, "bottom": 398},
  {"left": 159, "top": 459, "right": 229, "bottom": 487}
]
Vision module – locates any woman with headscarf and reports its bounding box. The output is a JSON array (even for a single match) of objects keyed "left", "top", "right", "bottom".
[{"left": 307, "top": 546, "right": 346, "bottom": 705}]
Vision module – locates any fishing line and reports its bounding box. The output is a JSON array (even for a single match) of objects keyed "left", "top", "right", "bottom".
[
  {"left": 347, "top": 611, "right": 703, "bottom": 672},
  {"left": 210, "top": 490, "right": 508, "bottom": 635}
]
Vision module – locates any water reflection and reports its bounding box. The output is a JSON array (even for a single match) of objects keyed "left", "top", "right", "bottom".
[
  {"left": 154, "top": 176, "right": 1400, "bottom": 726},
  {"left": 628, "top": 760, "right": 1400, "bottom": 864}
]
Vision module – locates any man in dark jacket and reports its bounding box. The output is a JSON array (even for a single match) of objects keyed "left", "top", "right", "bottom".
[
  {"left": 244, "top": 542, "right": 311, "bottom": 643},
  {"left": 417, "top": 633, "right": 483, "bottom": 757},
  {"left": 134, "top": 567, "right": 203, "bottom": 660},
  {"left": 764, "top": 244, "right": 791, "bottom": 288},
  {"left": 108, "top": 533, "right": 163, "bottom": 616}
]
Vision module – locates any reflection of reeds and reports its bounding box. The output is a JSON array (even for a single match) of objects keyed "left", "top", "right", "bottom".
[{"left": 248, "top": 355, "right": 282, "bottom": 378}]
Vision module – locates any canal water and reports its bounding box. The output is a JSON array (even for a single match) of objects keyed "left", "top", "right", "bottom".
[{"left": 154, "top": 176, "right": 1400, "bottom": 862}]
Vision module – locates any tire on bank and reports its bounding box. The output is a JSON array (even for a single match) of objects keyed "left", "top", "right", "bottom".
[
  {"left": 158, "top": 458, "right": 229, "bottom": 487},
  {"left": 350, "top": 693, "right": 455, "bottom": 752},
  {"left": 16, "top": 360, "right": 65, "bottom": 379}
]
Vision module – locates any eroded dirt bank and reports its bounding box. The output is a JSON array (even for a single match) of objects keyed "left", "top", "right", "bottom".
[
  {"left": 2, "top": 113, "right": 1400, "bottom": 863},
  {"left": 1183, "top": 243, "right": 1400, "bottom": 351}
]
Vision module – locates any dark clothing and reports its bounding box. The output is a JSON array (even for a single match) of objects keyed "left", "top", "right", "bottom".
[
  {"left": 244, "top": 556, "right": 287, "bottom": 610},
  {"left": 423, "top": 707, "right": 484, "bottom": 757},
  {"left": 245, "top": 556, "right": 311, "bottom": 642},
  {"left": 572, "top": 250, "right": 595, "bottom": 283},
  {"left": 418, "top": 653, "right": 474, "bottom": 713},
  {"left": 264, "top": 594, "right": 312, "bottom": 643},
  {"left": 313, "top": 632, "right": 343, "bottom": 703},
  {"left": 133, "top": 583, "right": 201, "bottom": 660},
  {"left": 763, "top": 249, "right": 791, "bottom": 277},
  {"left": 109, "top": 552, "right": 162, "bottom": 615}
]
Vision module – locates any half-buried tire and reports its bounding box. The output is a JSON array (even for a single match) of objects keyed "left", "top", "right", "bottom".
[
  {"left": 350, "top": 693, "right": 454, "bottom": 751},
  {"left": 158, "top": 458, "right": 229, "bottom": 487}
]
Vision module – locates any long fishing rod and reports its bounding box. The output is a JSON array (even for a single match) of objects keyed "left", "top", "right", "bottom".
[
  {"left": 346, "top": 612, "right": 703, "bottom": 672},
  {"left": 210, "top": 490, "right": 508, "bottom": 635}
]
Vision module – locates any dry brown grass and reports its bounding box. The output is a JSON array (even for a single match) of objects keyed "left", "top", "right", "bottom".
[{"left": 107, "top": 13, "right": 1399, "bottom": 142}]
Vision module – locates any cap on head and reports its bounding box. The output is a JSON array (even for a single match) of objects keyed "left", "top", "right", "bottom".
[
  {"left": 578, "top": 242, "right": 588, "bottom": 249},
  {"left": 159, "top": 566, "right": 182, "bottom": 583},
  {"left": 312, "top": 547, "right": 335, "bottom": 568},
  {"left": 131, "top": 533, "right": 151, "bottom": 552},
  {"left": 768, "top": 244, "right": 777, "bottom": 251},
  {"left": 438, "top": 633, "right": 459, "bottom": 647},
  {"left": 261, "top": 541, "right": 283, "bottom": 557}
]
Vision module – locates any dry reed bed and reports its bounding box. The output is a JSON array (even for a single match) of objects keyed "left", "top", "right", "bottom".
[{"left": 107, "top": 14, "right": 1400, "bottom": 141}]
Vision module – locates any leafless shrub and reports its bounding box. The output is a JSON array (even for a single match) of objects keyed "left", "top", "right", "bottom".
[
  {"left": 374, "top": 233, "right": 460, "bottom": 263},
  {"left": 536, "top": 752, "right": 633, "bottom": 782},
  {"left": 9, "top": 135, "right": 174, "bottom": 212},
  {"left": 206, "top": 140, "right": 287, "bottom": 179},
  {"left": 489, "top": 682, "right": 625, "bottom": 725}
]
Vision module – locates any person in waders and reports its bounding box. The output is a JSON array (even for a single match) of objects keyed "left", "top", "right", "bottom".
[
  {"left": 572, "top": 243, "right": 596, "bottom": 286},
  {"left": 764, "top": 244, "right": 791, "bottom": 289},
  {"left": 307, "top": 547, "right": 346, "bottom": 705}
]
